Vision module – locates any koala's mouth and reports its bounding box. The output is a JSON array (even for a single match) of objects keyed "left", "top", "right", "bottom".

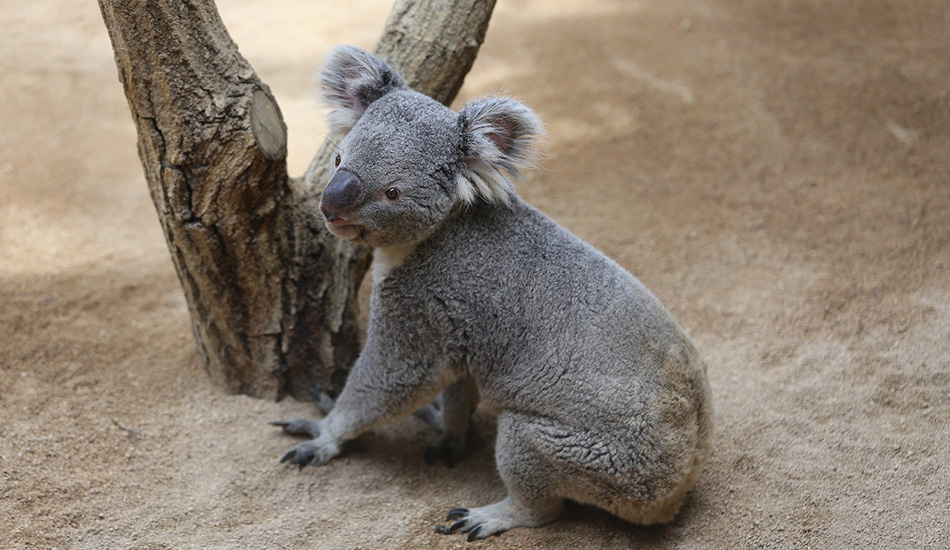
[{"left": 324, "top": 217, "right": 364, "bottom": 241}]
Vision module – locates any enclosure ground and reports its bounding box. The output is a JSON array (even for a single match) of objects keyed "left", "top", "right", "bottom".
[{"left": 1, "top": 0, "right": 948, "bottom": 548}]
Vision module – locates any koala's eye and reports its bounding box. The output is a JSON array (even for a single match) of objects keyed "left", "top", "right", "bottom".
[
  {"left": 385, "top": 187, "right": 401, "bottom": 201},
  {"left": 334, "top": 154, "right": 341, "bottom": 167}
]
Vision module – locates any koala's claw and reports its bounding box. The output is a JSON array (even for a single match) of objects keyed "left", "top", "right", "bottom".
[
  {"left": 438, "top": 516, "right": 485, "bottom": 542},
  {"left": 279, "top": 447, "right": 315, "bottom": 470},
  {"left": 448, "top": 519, "right": 467, "bottom": 533},
  {"left": 279, "top": 448, "right": 318, "bottom": 468},
  {"left": 279, "top": 448, "right": 300, "bottom": 464},
  {"left": 446, "top": 508, "right": 469, "bottom": 521},
  {"left": 278, "top": 439, "right": 340, "bottom": 468},
  {"left": 441, "top": 509, "right": 478, "bottom": 539}
]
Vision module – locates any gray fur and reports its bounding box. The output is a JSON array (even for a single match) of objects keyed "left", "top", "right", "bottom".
[{"left": 275, "top": 46, "right": 714, "bottom": 539}]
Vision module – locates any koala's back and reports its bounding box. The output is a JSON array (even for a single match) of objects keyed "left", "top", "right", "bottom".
[{"left": 386, "top": 198, "right": 710, "bottom": 429}]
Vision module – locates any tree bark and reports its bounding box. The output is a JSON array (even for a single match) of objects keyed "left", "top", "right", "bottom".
[{"left": 99, "top": 0, "right": 496, "bottom": 400}]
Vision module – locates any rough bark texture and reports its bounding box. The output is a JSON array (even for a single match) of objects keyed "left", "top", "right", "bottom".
[{"left": 98, "top": 0, "right": 496, "bottom": 400}]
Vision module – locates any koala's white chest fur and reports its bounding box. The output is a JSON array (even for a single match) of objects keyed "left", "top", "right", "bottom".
[{"left": 371, "top": 243, "right": 416, "bottom": 284}]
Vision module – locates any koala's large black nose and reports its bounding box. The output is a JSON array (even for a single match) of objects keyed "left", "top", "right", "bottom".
[{"left": 321, "top": 169, "right": 362, "bottom": 220}]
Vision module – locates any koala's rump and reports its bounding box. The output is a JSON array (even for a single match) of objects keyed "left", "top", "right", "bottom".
[{"left": 491, "top": 295, "right": 711, "bottom": 523}]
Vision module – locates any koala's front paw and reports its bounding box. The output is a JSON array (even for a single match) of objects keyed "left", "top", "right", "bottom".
[{"left": 279, "top": 437, "right": 341, "bottom": 469}]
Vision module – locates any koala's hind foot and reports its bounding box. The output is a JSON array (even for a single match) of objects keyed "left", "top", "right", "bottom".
[
  {"left": 439, "top": 410, "right": 567, "bottom": 539},
  {"left": 440, "top": 495, "right": 562, "bottom": 541}
]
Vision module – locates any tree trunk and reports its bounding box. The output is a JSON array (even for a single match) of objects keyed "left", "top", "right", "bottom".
[{"left": 98, "top": 0, "right": 496, "bottom": 400}]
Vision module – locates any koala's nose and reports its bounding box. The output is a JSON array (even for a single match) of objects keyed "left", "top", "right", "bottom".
[{"left": 321, "top": 169, "right": 363, "bottom": 220}]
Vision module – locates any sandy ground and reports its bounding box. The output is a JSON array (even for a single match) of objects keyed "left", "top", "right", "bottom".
[{"left": 2, "top": 0, "right": 948, "bottom": 548}]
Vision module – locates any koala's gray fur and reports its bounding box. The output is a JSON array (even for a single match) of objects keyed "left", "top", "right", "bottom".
[{"left": 273, "top": 45, "right": 714, "bottom": 540}]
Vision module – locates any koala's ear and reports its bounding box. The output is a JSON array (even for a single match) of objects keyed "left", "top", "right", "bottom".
[
  {"left": 457, "top": 97, "right": 543, "bottom": 205},
  {"left": 320, "top": 45, "right": 406, "bottom": 132}
]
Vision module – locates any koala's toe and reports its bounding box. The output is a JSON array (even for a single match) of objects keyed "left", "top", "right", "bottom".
[
  {"left": 278, "top": 445, "right": 311, "bottom": 467},
  {"left": 279, "top": 447, "right": 308, "bottom": 469},
  {"left": 270, "top": 418, "right": 321, "bottom": 438},
  {"left": 279, "top": 448, "right": 296, "bottom": 463}
]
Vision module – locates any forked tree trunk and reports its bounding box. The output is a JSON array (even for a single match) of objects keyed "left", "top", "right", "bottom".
[{"left": 98, "top": 0, "right": 496, "bottom": 400}]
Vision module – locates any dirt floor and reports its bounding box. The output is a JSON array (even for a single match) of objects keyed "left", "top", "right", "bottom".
[{"left": 2, "top": 0, "right": 948, "bottom": 548}]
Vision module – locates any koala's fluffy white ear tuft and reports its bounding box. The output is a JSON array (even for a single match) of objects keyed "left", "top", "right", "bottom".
[
  {"left": 457, "top": 98, "right": 544, "bottom": 205},
  {"left": 320, "top": 46, "right": 406, "bottom": 133}
]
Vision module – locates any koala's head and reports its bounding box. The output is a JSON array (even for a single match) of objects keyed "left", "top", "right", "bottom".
[{"left": 317, "top": 46, "right": 542, "bottom": 248}]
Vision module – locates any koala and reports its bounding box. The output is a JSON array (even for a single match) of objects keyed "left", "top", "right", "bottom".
[{"left": 273, "top": 45, "right": 714, "bottom": 540}]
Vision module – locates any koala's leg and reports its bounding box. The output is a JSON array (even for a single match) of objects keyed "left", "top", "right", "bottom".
[
  {"left": 418, "top": 375, "right": 479, "bottom": 467},
  {"left": 441, "top": 411, "right": 564, "bottom": 540}
]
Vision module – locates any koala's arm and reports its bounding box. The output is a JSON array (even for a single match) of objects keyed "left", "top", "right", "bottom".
[
  {"left": 330, "top": 342, "right": 452, "bottom": 439},
  {"left": 276, "top": 328, "right": 455, "bottom": 467}
]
